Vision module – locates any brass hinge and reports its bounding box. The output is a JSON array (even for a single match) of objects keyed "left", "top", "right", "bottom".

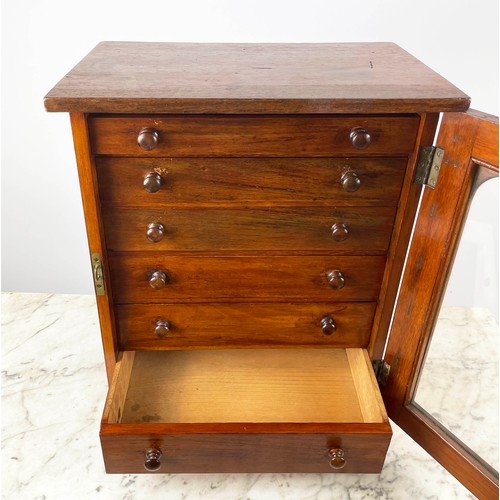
[
  {"left": 414, "top": 146, "right": 444, "bottom": 189},
  {"left": 91, "top": 252, "right": 105, "bottom": 296},
  {"left": 372, "top": 359, "right": 390, "bottom": 387}
]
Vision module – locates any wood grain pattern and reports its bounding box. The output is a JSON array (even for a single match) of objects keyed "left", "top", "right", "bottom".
[
  {"left": 382, "top": 110, "right": 499, "bottom": 499},
  {"left": 89, "top": 115, "right": 419, "bottom": 157},
  {"left": 99, "top": 347, "right": 391, "bottom": 473},
  {"left": 121, "top": 349, "right": 364, "bottom": 423},
  {"left": 44, "top": 42, "right": 469, "bottom": 114},
  {"left": 398, "top": 405, "right": 499, "bottom": 500},
  {"left": 115, "top": 302, "right": 377, "bottom": 350},
  {"left": 102, "top": 351, "right": 135, "bottom": 425},
  {"left": 100, "top": 432, "right": 391, "bottom": 473},
  {"left": 69, "top": 112, "right": 118, "bottom": 384},
  {"left": 346, "top": 349, "right": 388, "bottom": 423},
  {"left": 51, "top": 43, "right": 476, "bottom": 480},
  {"left": 105, "top": 349, "right": 387, "bottom": 424},
  {"left": 96, "top": 157, "right": 407, "bottom": 206},
  {"left": 470, "top": 109, "right": 499, "bottom": 162},
  {"left": 108, "top": 254, "right": 386, "bottom": 303},
  {"left": 100, "top": 421, "right": 392, "bottom": 435},
  {"left": 368, "top": 113, "right": 440, "bottom": 359},
  {"left": 384, "top": 112, "right": 480, "bottom": 414},
  {"left": 383, "top": 111, "right": 498, "bottom": 415},
  {"left": 102, "top": 206, "right": 396, "bottom": 253}
]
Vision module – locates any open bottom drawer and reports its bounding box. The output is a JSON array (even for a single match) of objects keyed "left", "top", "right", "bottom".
[{"left": 100, "top": 348, "right": 392, "bottom": 473}]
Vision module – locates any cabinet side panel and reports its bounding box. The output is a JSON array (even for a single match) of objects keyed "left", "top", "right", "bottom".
[
  {"left": 70, "top": 112, "right": 118, "bottom": 383},
  {"left": 369, "top": 113, "right": 439, "bottom": 359}
]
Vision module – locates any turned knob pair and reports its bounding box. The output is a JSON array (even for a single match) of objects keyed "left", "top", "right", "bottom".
[
  {"left": 147, "top": 269, "right": 344, "bottom": 293},
  {"left": 142, "top": 447, "right": 346, "bottom": 471},
  {"left": 151, "top": 316, "right": 338, "bottom": 337},
  {"left": 143, "top": 171, "right": 361, "bottom": 194},
  {"left": 137, "top": 126, "right": 371, "bottom": 151}
]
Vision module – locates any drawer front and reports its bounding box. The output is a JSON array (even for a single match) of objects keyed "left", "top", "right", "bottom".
[
  {"left": 89, "top": 115, "right": 419, "bottom": 156},
  {"left": 108, "top": 254, "right": 386, "bottom": 303},
  {"left": 100, "top": 348, "right": 391, "bottom": 474},
  {"left": 96, "top": 157, "right": 407, "bottom": 206},
  {"left": 103, "top": 206, "right": 396, "bottom": 253},
  {"left": 100, "top": 432, "right": 391, "bottom": 473},
  {"left": 116, "top": 302, "right": 376, "bottom": 349}
]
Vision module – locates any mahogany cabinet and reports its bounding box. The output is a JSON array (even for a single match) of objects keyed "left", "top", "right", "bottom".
[{"left": 45, "top": 42, "right": 498, "bottom": 498}]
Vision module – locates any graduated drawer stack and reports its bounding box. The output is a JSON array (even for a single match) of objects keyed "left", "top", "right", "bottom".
[
  {"left": 89, "top": 112, "right": 419, "bottom": 473},
  {"left": 46, "top": 41, "right": 471, "bottom": 476},
  {"left": 91, "top": 114, "right": 418, "bottom": 351}
]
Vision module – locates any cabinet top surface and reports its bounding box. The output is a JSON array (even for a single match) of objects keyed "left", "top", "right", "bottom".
[{"left": 44, "top": 41, "right": 469, "bottom": 114}]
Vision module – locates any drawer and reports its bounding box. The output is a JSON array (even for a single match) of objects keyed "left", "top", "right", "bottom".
[
  {"left": 96, "top": 157, "right": 407, "bottom": 206},
  {"left": 108, "top": 254, "right": 386, "bottom": 303},
  {"left": 116, "top": 302, "right": 376, "bottom": 349},
  {"left": 100, "top": 349, "right": 392, "bottom": 473},
  {"left": 89, "top": 115, "right": 419, "bottom": 156},
  {"left": 103, "top": 206, "right": 397, "bottom": 253}
]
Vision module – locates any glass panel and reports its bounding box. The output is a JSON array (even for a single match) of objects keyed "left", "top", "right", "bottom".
[{"left": 413, "top": 175, "right": 498, "bottom": 471}]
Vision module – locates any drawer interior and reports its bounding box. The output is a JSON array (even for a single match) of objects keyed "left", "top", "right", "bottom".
[{"left": 104, "top": 348, "right": 388, "bottom": 425}]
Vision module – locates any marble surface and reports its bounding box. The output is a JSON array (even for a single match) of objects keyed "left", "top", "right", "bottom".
[
  {"left": 2, "top": 292, "right": 491, "bottom": 500},
  {"left": 415, "top": 306, "right": 498, "bottom": 470}
]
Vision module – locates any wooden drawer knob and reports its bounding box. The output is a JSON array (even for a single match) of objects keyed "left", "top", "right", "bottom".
[
  {"left": 341, "top": 171, "right": 361, "bottom": 192},
  {"left": 148, "top": 270, "right": 169, "bottom": 290},
  {"left": 143, "top": 172, "right": 164, "bottom": 193},
  {"left": 349, "top": 127, "right": 372, "bottom": 149},
  {"left": 328, "top": 448, "right": 346, "bottom": 469},
  {"left": 320, "top": 315, "right": 336, "bottom": 336},
  {"left": 326, "top": 270, "right": 345, "bottom": 290},
  {"left": 138, "top": 127, "right": 159, "bottom": 151},
  {"left": 144, "top": 448, "right": 162, "bottom": 471},
  {"left": 147, "top": 222, "right": 165, "bottom": 243},
  {"left": 155, "top": 319, "right": 171, "bottom": 338},
  {"left": 331, "top": 222, "right": 349, "bottom": 242}
]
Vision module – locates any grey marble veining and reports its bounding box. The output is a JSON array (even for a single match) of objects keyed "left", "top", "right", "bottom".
[
  {"left": 2, "top": 292, "right": 486, "bottom": 499},
  {"left": 415, "top": 306, "right": 498, "bottom": 470}
]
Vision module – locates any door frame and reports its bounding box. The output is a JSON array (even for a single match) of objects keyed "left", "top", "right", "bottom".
[{"left": 382, "top": 110, "right": 499, "bottom": 499}]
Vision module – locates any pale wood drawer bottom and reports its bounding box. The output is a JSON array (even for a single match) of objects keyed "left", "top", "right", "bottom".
[{"left": 100, "top": 348, "right": 391, "bottom": 473}]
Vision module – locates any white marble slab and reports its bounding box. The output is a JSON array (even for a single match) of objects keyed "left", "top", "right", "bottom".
[
  {"left": 2, "top": 292, "right": 482, "bottom": 499},
  {"left": 415, "top": 306, "right": 498, "bottom": 470}
]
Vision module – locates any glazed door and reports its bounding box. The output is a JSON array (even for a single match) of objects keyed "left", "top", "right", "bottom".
[{"left": 382, "top": 110, "right": 499, "bottom": 499}]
